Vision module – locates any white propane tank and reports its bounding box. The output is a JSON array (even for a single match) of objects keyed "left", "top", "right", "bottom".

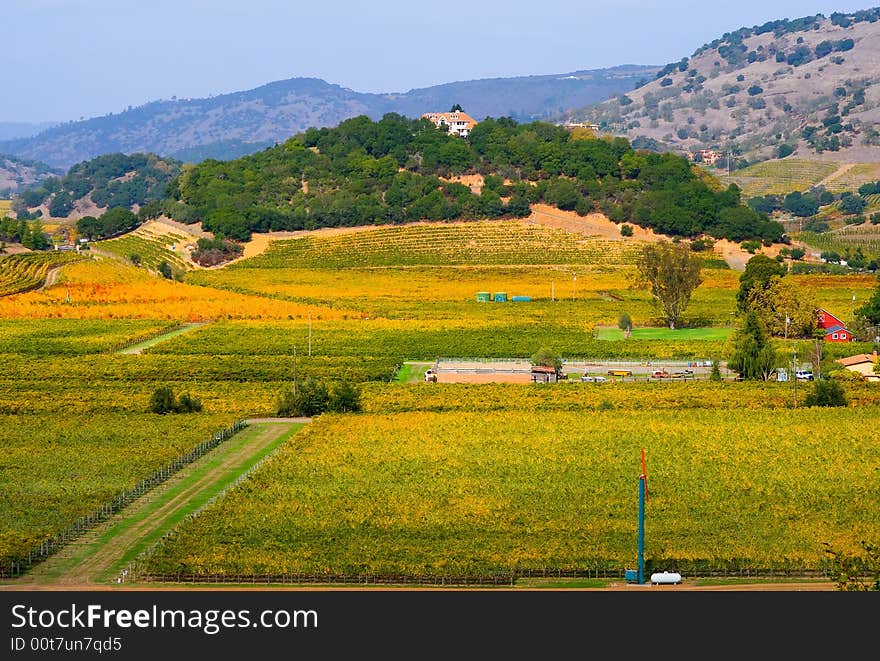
[{"left": 650, "top": 571, "right": 682, "bottom": 585}]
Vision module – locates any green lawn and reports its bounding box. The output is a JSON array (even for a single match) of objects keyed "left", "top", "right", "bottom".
[{"left": 594, "top": 326, "right": 733, "bottom": 341}]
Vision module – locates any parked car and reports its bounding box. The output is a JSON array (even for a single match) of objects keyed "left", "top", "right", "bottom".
[
  {"left": 582, "top": 374, "right": 607, "bottom": 383},
  {"left": 672, "top": 369, "right": 694, "bottom": 378},
  {"left": 795, "top": 370, "right": 814, "bottom": 381},
  {"left": 651, "top": 370, "right": 669, "bottom": 378}
]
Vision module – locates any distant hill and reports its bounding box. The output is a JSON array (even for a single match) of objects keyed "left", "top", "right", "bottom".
[
  {"left": 0, "top": 66, "right": 658, "bottom": 169},
  {"left": 13, "top": 153, "right": 181, "bottom": 220},
  {"left": 569, "top": 8, "right": 880, "bottom": 166},
  {"left": 0, "top": 153, "right": 62, "bottom": 197},
  {"left": 0, "top": 122, "right": 57, "bottom": 141}
]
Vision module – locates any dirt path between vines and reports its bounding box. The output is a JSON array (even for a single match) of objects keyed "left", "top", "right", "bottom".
[
  {"left": 38, "top": 265, "right": 63, "bottom": 290},
  {"left": 116, "top": 322, "right": 207, "bottom": 354},
  {"left": 6, "top": 420, "right": 305, "bottom": 588}
]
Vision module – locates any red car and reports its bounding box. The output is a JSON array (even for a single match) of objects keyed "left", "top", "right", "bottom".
[{"left": 651, "top": 370, "right": 669, "bottom": 378}]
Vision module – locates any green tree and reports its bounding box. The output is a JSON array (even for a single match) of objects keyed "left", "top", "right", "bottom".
[
  {"left": 157, "top": 260, "right": 173, "bottom": 279},
  {"left": 746, "top": 276, "right": 817, "bottom": 338},
  {"left": 530, "top": 348, "right": 563, "bottom": 376},
  {"left": 327, "top": 381, "right": 362, "bottom": 413},
  {"left": 149, "top": 386, "right": 176, "bottom": 414},
  {"left": 726, "top": 311, "right": 778, "bottom": 381},
  {"left": 854, "top": 277, "right": 880, "bottom": 326},
  {"left": 737, "top": 254, "right": 786, "bottom": 311},
  {"left": 450, "top": 103, "right": 463, "bottom": 112},
  {"left": 824, "top": 541, "right": 880, "bottom": 591},
  {"left": 618, "top": 312, "right": 633, "bottom": 338},
  {"left": 709, "top": 359, "right": 723, "bottom": 381},
  {"left": 803, "top": 379, "right": 847, "bottom": 407},
  {"left": 276, "top": 377, "right": 329, "bottom": 417},
  {"left": 175, "top": 392, "right": 202, "bottom": 413},
  {"left": 635, "top": 241, "right": 704, "bottom": 329}
]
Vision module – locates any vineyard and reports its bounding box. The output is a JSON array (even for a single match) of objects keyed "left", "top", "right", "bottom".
[
  {"left": 235, "top": 221, "right": 644, "bottom": 269},
  {"left": 139, "top": 405, "right": 880, "bottom": 578},
  {"left": 723, "top": 160, "right": 840, "bottom": 198},
  {"left": 0, "top": 413, "right": 241, "bottom": 566},
  {"left": 821, "top": 163, "right": 880, "bottom": 194},
  {"left": 0, "top": 258, "right": 349, "bottom": 321},
  {"left": 0, "top": 200, "right": 12, "bottom": 216},
  {"left": 96, "top": 224, "right": 195, "bottom": 274},
  {"left": 0, "top": 251, "right": 84, "bottom": 296},
  {"left": 794, "top": 230, "right": 880, "bottom": 261},
  {"left": 2, "top": 214, "right": 880, "bottom": 586}
]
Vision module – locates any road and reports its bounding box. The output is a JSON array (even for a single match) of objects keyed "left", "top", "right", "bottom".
[{"left": 2, "top": 419, "right": 305, "bottom": 589}]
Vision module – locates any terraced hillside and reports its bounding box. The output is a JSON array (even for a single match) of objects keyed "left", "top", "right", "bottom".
[
  {"left": 0, "top": 251, "right": 85, "bottom": 296},
  {"left": 96, "top": 221, "right": 199, "bottom": 275},
  {"left": 238, "top": 221, "right": 644, "bottom": 269}
]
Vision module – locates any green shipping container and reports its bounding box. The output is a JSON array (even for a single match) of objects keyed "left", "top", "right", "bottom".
[
  {"left": 476, "top": 292, "right": 491, "bottom": 302},
  {"left": 493, "top": 292, "right": 508, "bottom": 302}
]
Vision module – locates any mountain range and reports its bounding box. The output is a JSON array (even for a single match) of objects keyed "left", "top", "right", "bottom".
[
  {"left": 0, "top": 66, "right": 658, "bottom": 171},
  {"left": 570, "top": 8, "right": 880, "bottom": 164}
]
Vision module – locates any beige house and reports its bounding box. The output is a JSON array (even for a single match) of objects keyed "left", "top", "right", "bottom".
[
  {"left": 421, "top": 111, "right": 478, "bottom": 137},
  {"left": 834, "top": 351, "right": 880, "bottom": 382}
]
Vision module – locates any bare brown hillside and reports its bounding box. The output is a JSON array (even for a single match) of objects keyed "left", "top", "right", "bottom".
[{"left": 574, "top": 11, "right": 880, "bottom": 166}]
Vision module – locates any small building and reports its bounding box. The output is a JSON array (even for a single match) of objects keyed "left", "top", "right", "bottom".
[
  {"left": 834, "top": 351, "right": 879, "bottom": 382},
  {"left": 421, "top": 110, "right": 478, "bottom": 137},
  {"left": 816, "top": 308, "right": 853, "bottom": 342},
  {"left": 530, "top": 365, "right": 559, "bottom": 383}
]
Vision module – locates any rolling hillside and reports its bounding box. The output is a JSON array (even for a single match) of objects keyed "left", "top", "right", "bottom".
[
  {"left": 0, "top": 66, "right": 658, "bottom": 169},
  {"left": 0, "top": 153, "right": 62, "bottom": 197},
  {"left": 571, "top": 8, "right": 880, "bottom": 165}
]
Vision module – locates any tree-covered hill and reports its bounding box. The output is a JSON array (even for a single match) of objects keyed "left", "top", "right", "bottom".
[
  {"left": 13, "top": 153, "right": 181, "bottom": 220},
  {"left": 570, "top": 7, "right": 880, "bottom": 166},
  {"left": 154, "top": 113, "right": 783, "bottom": 244}
]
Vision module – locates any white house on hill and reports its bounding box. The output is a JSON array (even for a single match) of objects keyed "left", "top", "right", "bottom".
[{"left": 421, "top": 110, "right": 477, "bottom": 137}]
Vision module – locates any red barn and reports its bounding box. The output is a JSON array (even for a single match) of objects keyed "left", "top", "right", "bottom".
[{"left": 816, "top": 308, "right": 852, "bottom": 342}]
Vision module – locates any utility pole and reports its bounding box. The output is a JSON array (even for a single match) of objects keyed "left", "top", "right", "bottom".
[
  {"left": 551, "top": 280, "right": 555, "bottom": 302},
  {"left": 293, "top": 345, "right": 297, "bottom": 395},
  {"left": 308, "top": 310, "right": 312, "bottom": 357},
  {"left": 792, "top": 346, "right": 797, "bottom": 409}
]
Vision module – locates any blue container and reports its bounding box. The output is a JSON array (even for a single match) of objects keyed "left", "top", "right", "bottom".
[
  {"left": 625, "top": 569, "right": 639, "bottom": 583},
  {"left": 510, "top": 296, "right": 532, "bottom": 302}
]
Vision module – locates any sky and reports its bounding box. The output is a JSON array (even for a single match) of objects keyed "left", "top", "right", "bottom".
[{"left": 2, "top": 0, "right": 876, "bottom": 123}]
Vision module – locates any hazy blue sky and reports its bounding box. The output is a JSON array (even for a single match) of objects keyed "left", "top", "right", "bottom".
[{"left": 3, "top": 0, "right": 874, "bottom": 123}]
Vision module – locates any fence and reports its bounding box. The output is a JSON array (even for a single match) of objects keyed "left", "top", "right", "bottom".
[
  {"left": 0, "top": 419, "right": 248, "bottom": 579},
  {"left": 131, "top": 565, "right": 832, "bottom": 587},
  {"left": 121, "top": 420, "right": 287, "bottom": 584}
]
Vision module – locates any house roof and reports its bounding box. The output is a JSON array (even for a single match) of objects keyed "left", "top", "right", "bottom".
[
  {"left": 824, "top": 324, "right": 849, "bottom": 334},
  {"left": 817, "top": 308, "right": 845, "bottom": 324},
  {"left": 421, "top": 111, "right": 478, "bottom": 129},
  {"left": 531, "top": 365, "right": 557, "bottom": 373},
  {"left": 835, "top": 354, "right": 879, "bottom": 367}
]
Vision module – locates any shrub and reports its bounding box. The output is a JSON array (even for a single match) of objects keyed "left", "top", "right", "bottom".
[
  {"left": 149, "top": 386, "right": 202, "bottom": 414},
  {"left": 276, "top": 378, "right": 330, "bottom": 417},
  {"left": 149, "top": 386, "right": 176, "bottom": 414},
  {"left": 327, "top": 381, "right": 362, "bottom": 413},
  {"left": 620, "top": 223, "right": 633, "bottom": 237},
  {"left": 175, "top": 392, "right": 203, "bottom": 413},
  {"left": 803, "top": 379, "right": 847, "bottom": 407}
]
